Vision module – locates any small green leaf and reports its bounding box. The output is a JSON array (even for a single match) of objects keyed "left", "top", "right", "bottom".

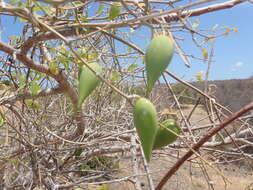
[
  {"left": 66, "top": 104, "right": 74, "bottom": 113},
  {"left": 108, "top": 4, "right": 120, "bottom": 20},
  {"left": 8, "top": 36, "right": 16, "bottom": 41},
  {"left": 17, "top": 74, "right": 26, "bottom": 91},
  {"left": 73, "top": 1, "right": 83, "bottom": 6},
  {"left": 74, "top": 148, "right": 83, "bottom": 159},
  {"left": 32, "top": 6, "right": 42, "bottom": 13},
  {"left": 25, "top": 99, "right": 42, "bottom": 110},
  {"left": 99, "top": 184, "right": 109, "bottom": 190},
  {"left": 195, "top": 71, "right": 203, "bottom": 82},
  {"left": 97, "top": 4, "right": 104, "bottom": 15},
  {"left": 0, "top": 116, "right": 5, "bottom": 127},
  {"left": 63, "top": 60, "right": 69, "bottom": 71},
  {"left": 75, "top": 27, "right": 80, "bottom": 36},
  {"left": 48, "top": 61, "right": 58, "bottom": 75},
  {"left": 10, "top": 159, "right": 19, "bottom": 166},
  {"left": 18, "top": 17, "right": 27, "bottom": 22},
  {"left": 18, "top": 74, "right": 26, "bottom": 85},
  {"left": 24, "top": 99, "right": 33, "bottom": 106},
  {"left": 30, "top": 81, "right": 41, "bottom": 96},
  {"left": 82, "top": 52, "right": 98, "bottom": 62},
  {"left": 127, "top": 63, "right": 137, "bottom": 71},
  {"left": 80, "top": 16, "right": 88, "bottom": 23},
  {"left": 138, "top": 2, "right": 145, "bottom": 8},
  {"left": 201, "top": 48, "right": 208, "bottom": 60},
  {"left": 110, "top": 70, "right": 120, "bottom": 82}
]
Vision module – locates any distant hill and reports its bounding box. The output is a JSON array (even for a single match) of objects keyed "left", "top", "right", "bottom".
[
  {"left": 205, "top": 78, "right": 253, "bottom": 111},
  {"left": 152, "top": 78, "right": 253, "bottom": 112}
]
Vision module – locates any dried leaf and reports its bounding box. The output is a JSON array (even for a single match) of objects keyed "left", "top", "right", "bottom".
[
  {"left": 201, "top": 48, "right": 208, "bottom": 60},
  {"left": 233, "top": 28, "right": 239, "bottom": 34},
  {"left": 195, "top": 71, "right": 203, "bottom": 82},
  {"left": 224, "top": 27, "right": 231, "bottom": 36},
  {"left": 192, "top": 19, "right": 200, "bottom": 28},
  {"left": 138, "top": 3, "right": 145, "bottom": 8}
]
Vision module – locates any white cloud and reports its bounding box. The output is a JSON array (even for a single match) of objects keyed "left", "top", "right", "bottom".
[
  {"left": 235, "top": 61, "right": 244, "bottom": 67},
  {"left": 231, "top": 61, "right": 244, "bottom": 72}
]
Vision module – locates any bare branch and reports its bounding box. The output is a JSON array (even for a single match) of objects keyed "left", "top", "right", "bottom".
[
  {"left": 16, "top": 0, "right": 247, "bottom": 56},
  {"left": 164, "top": 0, "right": 247, "bottom": 22},
  {"left": 0, "top": 86, "right": 64, "bottom": 105},
  {"left": 156, "top": 101, "right": 253, "bottom": 190},
  {"left": 0, "top": 40, "right": 85, "bottom": 138}
]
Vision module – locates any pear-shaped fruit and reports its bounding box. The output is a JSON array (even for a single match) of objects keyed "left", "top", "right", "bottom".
[
  {"left": 153, "top": 119, "right": 181, "bottom": 150},
  {"left": 77, "top": 63, "right": 102, "bottom": 109},
  {"left": 145, "top": 35, "right": 174, "bottom": 93},
  {"left": 133, "top": 98, "right": 158, "bottom": 162}
]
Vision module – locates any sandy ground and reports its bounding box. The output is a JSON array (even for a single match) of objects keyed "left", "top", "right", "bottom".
[
  {"left": 109, "top": 104, "right": 253, "bottom": 190},
  {"left": 109, "top": 156, "right": 253, "bottom": 190}
]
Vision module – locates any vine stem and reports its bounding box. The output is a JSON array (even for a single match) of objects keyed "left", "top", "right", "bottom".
[{"left": 155, "top": 101, "right": 253, "bottom": 190}]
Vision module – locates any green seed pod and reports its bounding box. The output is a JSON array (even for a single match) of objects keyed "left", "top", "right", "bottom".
[
  {"left": 133, "top": 98, "right": 158, "bottom": 162},
  {"left": 145, "top": 35, "right": 174, "bottom": 94},
  {"left": 153, "top": 119, "right": 181, "bottom": 150},
  {"left": 77, "top": 63, "right": 102, "bottom": 109}
]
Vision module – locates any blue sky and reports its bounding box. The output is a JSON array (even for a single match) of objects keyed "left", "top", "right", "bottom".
[
  {"left": 126, "top": 1, "right": 253, "bottom": 82},
  {"left": 168, "top": 1, "right": 253, "bottom": 81},
  {"left": 1, "top": 1, "right": 252, "bottom": 82}
]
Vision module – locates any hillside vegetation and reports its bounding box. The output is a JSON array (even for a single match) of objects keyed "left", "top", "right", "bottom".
[{"left": 155, "top": 78, "right": 253, "bottom": 112}]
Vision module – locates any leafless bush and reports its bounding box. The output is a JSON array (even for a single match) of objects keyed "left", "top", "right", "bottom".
[{"left": 0, "top": 0, "right": 252, "bottom": 190}]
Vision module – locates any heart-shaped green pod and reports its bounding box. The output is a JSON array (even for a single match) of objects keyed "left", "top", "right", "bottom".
[
  {"left": 77, "top": 62, "right": 102, "bottom": 109},
  {"left": 153, "top": 119, "right": 181, "bottom": 150},
  {"left": 133, "top": 98, "right": 158, "bottom": 162},
  {"left": 145, "top": 35, "right": 174, "bottom": 94}
]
